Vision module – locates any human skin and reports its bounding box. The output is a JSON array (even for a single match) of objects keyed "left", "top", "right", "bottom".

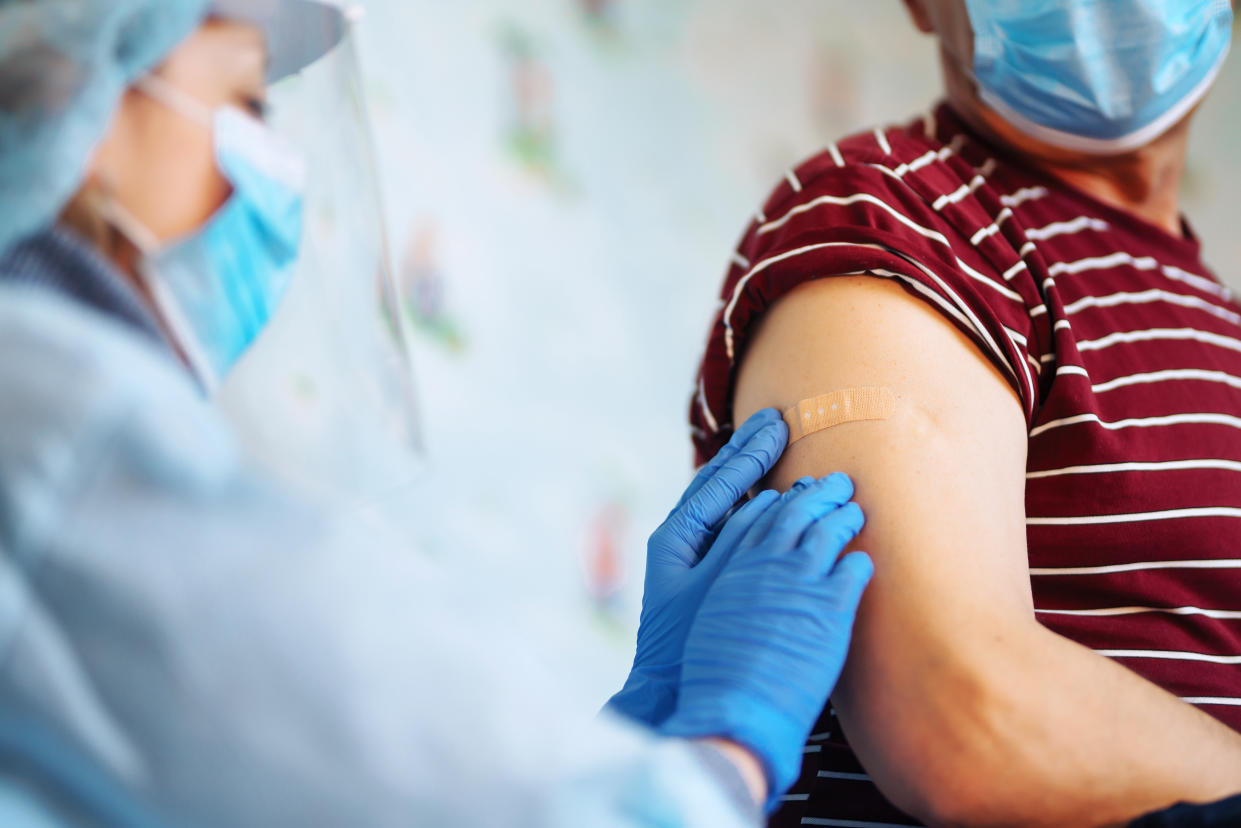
[
  {"left": 71, "top": 19, "right": 269, "bottom": 357},
  {"left": 733, "top": 2, "right": 1241, "bottom": 825},
  {"left": 905, "top": 0, "right": 1224, "bottom": 238},
  {"left": 87, "top": 20, "right": 269, "bottom": 264},
  {"left": 74, "top": 17, "right": 780, "bottom": 811}
]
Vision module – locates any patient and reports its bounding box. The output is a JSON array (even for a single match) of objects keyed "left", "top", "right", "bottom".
[{"left": 690, "top": 1, "right": 1241, "bottom": 825}]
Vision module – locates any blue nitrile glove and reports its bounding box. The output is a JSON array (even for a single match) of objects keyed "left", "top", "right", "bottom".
[
  {"left": 658, "top": 474, "right": 874, "bottom": 812},
  {"left": 606, "top": 408, "right": 789, "bottom": 726}
]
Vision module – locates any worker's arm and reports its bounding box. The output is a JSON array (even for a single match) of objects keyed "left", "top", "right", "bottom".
[{"left": 733, "top": 275, "right": 1241, "bottom": 827}]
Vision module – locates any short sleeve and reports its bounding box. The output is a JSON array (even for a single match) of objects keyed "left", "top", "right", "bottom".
[{"left": 690, "top": 136, "right": 1051, "bottom": 465}]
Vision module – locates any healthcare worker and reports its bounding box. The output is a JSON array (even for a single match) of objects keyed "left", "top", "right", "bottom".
[{"left": 0, "top": 1, "right": 876, "bottom": 825}]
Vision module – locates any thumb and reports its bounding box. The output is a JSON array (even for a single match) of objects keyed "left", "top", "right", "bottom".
[{"left": 695, "top": 489, "right": 781, "bottom": 575}]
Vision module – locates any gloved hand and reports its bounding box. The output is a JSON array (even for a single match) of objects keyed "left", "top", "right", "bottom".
[
  {"left": 658, "top": 474, "right": 873, "bottom": 812},
  {"left": 606, "top": 408, "right": 788, "bottom": 726}
]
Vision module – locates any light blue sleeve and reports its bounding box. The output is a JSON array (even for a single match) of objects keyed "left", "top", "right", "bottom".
[
  {"left": 0, "top": 286, "right": 759, "bottom": 827},
  {"left": 0, "top": 786, "right": 63, "bottom": 828}
]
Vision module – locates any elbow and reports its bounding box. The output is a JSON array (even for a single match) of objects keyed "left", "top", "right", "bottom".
[
  {"left": 885, "top": 734, "right": 1005, "bottom": 827},
  {"left": 846, "top": 658, "right": 1029, "bottom": 827},
  {"left": 908, "top": 777, "right": 1005, "bottom": 828}
]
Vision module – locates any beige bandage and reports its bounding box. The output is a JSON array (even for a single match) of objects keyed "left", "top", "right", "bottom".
[{"left": 783, "top": 387, "right": 896, "bottom": 444}]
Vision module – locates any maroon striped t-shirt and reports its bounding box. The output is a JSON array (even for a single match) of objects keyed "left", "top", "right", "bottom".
[{"left": 690, "top": 103, "right": 1241, "bottom": 826}]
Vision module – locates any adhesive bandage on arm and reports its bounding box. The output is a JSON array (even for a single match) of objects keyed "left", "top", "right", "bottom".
[{"left": 783, "top": 387, "right": 896, "bottom": 445}]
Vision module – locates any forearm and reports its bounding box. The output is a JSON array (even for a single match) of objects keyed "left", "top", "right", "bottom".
[{"left": 838, "top": 621, "right": 1241, "bottom": 827}]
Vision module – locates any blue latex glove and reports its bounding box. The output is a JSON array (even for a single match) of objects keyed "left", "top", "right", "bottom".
[
  {"left": 658, "top": 474, "right": 874, "bottom": 812},
  {"left": 606, "top": 408, "right": 788, "bottom": 726}
]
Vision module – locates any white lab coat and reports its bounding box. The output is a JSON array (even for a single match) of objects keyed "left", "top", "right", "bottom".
[{"left": 0, "top": 271, "right": 757, "bottom": 827}]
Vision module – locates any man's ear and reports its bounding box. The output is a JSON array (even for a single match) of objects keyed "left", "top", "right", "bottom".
[{"left": 901, "top": 0, "right": 936, "bottom": 34}]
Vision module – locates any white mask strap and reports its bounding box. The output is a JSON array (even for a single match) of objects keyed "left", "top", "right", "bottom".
[
  {"left": 134, "top": 75, "right": 215, "bottom": 129},
  {"left": 95, "top": 197, "right": 162, "bottom": 255},
  {"left": 95, "top": 196, "right": 221, "bottom": 393}
]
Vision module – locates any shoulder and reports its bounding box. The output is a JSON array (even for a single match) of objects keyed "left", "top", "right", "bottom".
[
  {"left": 0, "top": 285, "right": 242, "bottom": 554},
  {"left": 744, "top": 113, "right": 983, "bottom": 248},
  {"left": 692, "top": 113, "right": 1050, "bottom": 462},
  {"left": 734, "top": 274, "right": 1025, "bottom": 440}
]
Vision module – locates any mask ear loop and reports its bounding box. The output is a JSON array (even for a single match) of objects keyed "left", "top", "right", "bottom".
[
  {"left": 133, "top": 74, "right": 215, "bottom": 128},
  {"left": 95, "top": 191, "right": 222, "bottom": 395},
  {"left": 93, "top": 74, "right": 231, "bottom": 393}
]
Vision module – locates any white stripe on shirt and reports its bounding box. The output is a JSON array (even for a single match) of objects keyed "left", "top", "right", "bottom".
[
  {"left": 1031, "top": 559, "right": 1241, "bottom": 576},
  {"left": 1092, "top": 368, "right": 1241, "bottom": 395},
  {"left": 1002, "top": 260, "right": 1028, "bottom": 281},
  {"left": 756, "top": 184, "right": 1025, "bottom": 306},
  {"left": 1048, "top": 252, "right": 1159, "bottom": 278},
  {"left": 1063, "top": 289, "right": 1241, "bottom": 326},
  {"left": 1163, "top": 264, "right": 1230, "bottom": 299},
  {"left": 723, "top": 242, "right": 836, "bottom": 359},
  {"left": 817, "top": 771, "right": 871, "bottom": 782},
  {"left": 827, "top": 142, "right": 845, "bottom": 168},
  {"left": 932, "top": 174, "right": 987, "bottom": 210},
  {"left": 1098, "top": 649, "right": 1241, "bottom": 665},
  {"left": 1028, "top": 458, "right": 1241, "bottom": 479},
  {"left": 881, "top": 148, "right": 938, "bottom": 179},
  {"left": 1031, "top": 411, "right": 1241, "bottom": 439},
  {"left": 1028, "top": 506, "right": 1241, "bottom": 526},
  {"left": 1000, "top": 186, "right": 1049, "bottom": 208},
  {"left": 1037, "top": 605, "right": 1241, "bottom": 620},
  {"left": 758, "top": 192, "right": 950, "bottom": 242},
  {"left": 1042, "top": 251, "right": 1225, "bottom": 302},
  {"left": 722, "top": 240, "right": 909, "bottom": 359},
  {"left": 1026, "top": 215, "right": 1109, "bottom": 242},
  {"left": 1003, "top": 326, "right": 1028, "bottom": 347},
  {"left": 697, "top": 375, "right": 719, "bottom": 433},
  {"left": 1003, "top": 328, "right": 1039, "bottom": 395},
  {"left": 873, "top": 127, "right": 892, "bottom": 156},
  {"left": 970, "top": 207, "right": 1014, "bottom": 246},
  {"left": 1076, "top": 327, "right": 1241, "bottom": 357}
]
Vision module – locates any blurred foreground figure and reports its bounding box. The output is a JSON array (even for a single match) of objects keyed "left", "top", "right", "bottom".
[{"left": 0, "top": 1, "right": 876, "bottom": 824}]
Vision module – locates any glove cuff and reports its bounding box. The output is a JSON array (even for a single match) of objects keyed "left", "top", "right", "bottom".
[
  {"left": 604, "top": 672, "right": 678, "bottom": 727},
  {"left": 658, "top": 696, "right": 806, "bottom": 813}
]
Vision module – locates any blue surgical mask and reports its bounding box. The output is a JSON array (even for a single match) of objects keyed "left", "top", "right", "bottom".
[
  {"left": 105, "top": 76, "right": 306, "bottom": 391},
  {"left": 963, "top": 0, "right": 1233, "bottom": 154}
]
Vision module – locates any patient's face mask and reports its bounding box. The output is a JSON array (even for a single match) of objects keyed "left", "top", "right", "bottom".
[
  {"left": 105, "top": 75, "right": 306, "bottom": 392},
  {"left": 963, "top": 0, "right": 1233, "bottom": 154}
]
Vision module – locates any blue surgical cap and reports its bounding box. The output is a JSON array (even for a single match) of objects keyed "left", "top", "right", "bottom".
[{"left": 0, "top": 0, "right": 211, "bottom": 257}]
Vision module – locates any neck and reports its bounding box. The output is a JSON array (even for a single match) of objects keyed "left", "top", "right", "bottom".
[
  {"left": 1027, "top": 119, "right": 1192, "bottom": 238},
  {"left": 939, "top": 52, "right": 1195, "bottom": 239}
]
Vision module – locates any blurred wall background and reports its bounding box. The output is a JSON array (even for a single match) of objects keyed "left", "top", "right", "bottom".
[{"left": 339, "top": 0, "right": 1240, "bottom": 699}]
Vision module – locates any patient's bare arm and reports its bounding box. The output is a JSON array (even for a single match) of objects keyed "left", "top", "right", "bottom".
[{"left": 733, "top": 276, "right": 1241, "bottom": 827}]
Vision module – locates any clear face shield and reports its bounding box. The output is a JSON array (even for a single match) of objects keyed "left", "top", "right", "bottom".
[{"left": 214, "top": 1, "right": 426, "bottom": 506}]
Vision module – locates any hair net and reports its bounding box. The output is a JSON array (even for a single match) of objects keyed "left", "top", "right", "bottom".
[{"left": 0, "top": 0, "right": 210, "bottom": 257}]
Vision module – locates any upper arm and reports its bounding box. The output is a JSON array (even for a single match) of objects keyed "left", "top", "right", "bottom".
[{"left": 733, "top": 274, "right": 1034, "bottom": 810}]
